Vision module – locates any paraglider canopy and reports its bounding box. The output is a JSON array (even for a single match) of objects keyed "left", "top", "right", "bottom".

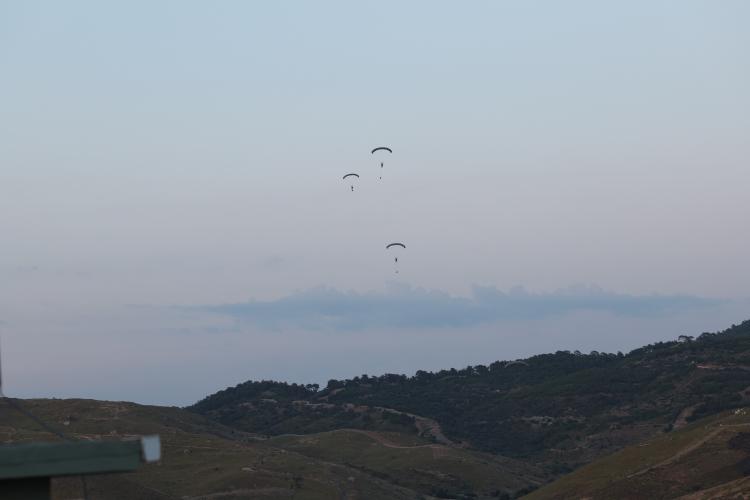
[
  {"left": 343, "top": 173, "right": 360, "bottom": 191},
  {"left": 371, "top": 147, "right": 392, "bottom": 154},
  {"left": 372, "top": 147, "right": 392, "bottom": 179},
  {"left": 386, "top": 243, "right": 405, "bottom": 273}
]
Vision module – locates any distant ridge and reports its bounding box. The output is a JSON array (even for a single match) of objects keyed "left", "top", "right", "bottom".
[{"left": 189, "top": 320, "right": 750, "bottom": 470}]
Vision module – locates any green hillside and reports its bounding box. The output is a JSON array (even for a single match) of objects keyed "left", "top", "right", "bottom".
[
  {"left": 263, "top": 430, "right": 545, "bottom": 499},
  {"left": 189, "top": 320, "right": 750, "bottom": 474},
  {"left": 525, "top": 408, "right": 750, "bottom": 499},
  {"left": 0, "top": 398, "right": 544, "bottom": 499},
  {"left": 4, "top": 320, "right": 750, "bottom": 498}
]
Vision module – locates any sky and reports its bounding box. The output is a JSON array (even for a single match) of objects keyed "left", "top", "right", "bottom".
[{"left": 1, "top": 1, "right": 749, "bottom": 405}]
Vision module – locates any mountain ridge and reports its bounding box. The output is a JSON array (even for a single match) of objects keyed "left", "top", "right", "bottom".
[{"left": 188, "top": 320, "right": 750, "bottom": 470}]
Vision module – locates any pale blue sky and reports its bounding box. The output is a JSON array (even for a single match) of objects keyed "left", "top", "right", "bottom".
[{"left": 1, "top": 2, "right": 749, "bottom": 404}]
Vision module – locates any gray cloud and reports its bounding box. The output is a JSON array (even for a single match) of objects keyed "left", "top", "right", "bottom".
[{"left": 196, "top": 283, "right": 725, "bottom": 331}]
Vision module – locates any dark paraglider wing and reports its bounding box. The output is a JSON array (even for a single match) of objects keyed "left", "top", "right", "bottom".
[
  {"left": 371, "top": 147, "right": 393, "bottom": 154},
  {"left": 386, "top": 243, "right": 406, "bottom": 249},
  {"left": 342, "top": 173, "right": 360, "bottom": 179}
]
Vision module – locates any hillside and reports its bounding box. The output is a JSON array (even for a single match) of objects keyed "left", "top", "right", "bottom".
[
  {"left": 3, "top": 320, "right": 750, "bottom": 499},
  {"left": 525, "top": 408, "right": 750, "bottom": 499},
  {"left": 0, "top": 398, "right": 544, "bottom": 499},
  {"left": 189, "top": 320, "right": 750, "bottom": 474}
]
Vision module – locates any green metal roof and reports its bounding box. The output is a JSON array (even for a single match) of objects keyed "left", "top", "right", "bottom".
[{"left": 0, "top": 440, "right": 145, "bottom": 480}]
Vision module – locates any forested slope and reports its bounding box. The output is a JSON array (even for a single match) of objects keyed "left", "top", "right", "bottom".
[{"left": 190, "top": 320, "right": 750, "bottom": 471}]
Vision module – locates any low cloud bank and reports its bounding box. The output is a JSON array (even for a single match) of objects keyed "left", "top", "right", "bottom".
[{"left": 198, "top": 284, "right": 724, "bottom": 331}]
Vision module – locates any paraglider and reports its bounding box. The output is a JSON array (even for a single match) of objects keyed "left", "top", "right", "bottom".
[
  {"left": 371, "top": 146, "right": 392, "bottom": 179},
  {"left": 386, "top": 242, "right": 406, "bottom": 273},
  {"left": 342, "top": 173, "right": 360, "bottom": 191}
]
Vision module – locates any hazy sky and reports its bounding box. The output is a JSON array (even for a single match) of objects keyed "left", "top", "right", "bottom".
[{"left": 1, "top": 2, "right": 749, "bottom": 405}]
